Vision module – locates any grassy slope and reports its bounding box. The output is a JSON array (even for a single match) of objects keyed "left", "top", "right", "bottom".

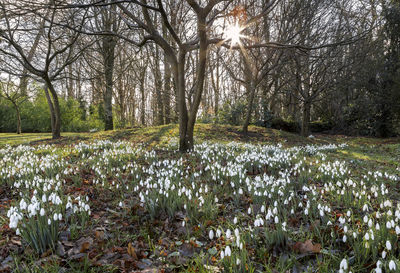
[{"left": 1, "top": 123, "right": 399, "bottom": 171}]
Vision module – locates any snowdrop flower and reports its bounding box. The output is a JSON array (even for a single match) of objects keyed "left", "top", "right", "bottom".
[
  {"left": 40, "top": 208, "right": 45, "bottom": 216},
  {"left": 19, "top": 199, "right": 27, "bottom": 210},
  {"left": 224, "top": 246, "right": 231, "bottom": 257},
  {"left": 226, "top": 229, "right": 231, "bottom": 239},
  {"left": 343, "top": 235, "right": 347, "bottom": 243},
  {"left": 382, "top": 251, "right": 387, "bottom": 259},
  {"left": 216, "top": 229, "right": 221, "bottom": 238},
  {"left": 234, "top": 217, "right": 238, "bottom": 224},
  {"left": 386, "top": 240, "right": 392, "bottom": 251},
  {"left": 340, "top": 258, "right": 348, "bottom": 270},
  {"left": 389, "top": 260, "right": 396, "bottom": 271},
  {"left": 209, "top": 230, "right": 214, "bottom": 240},
  {"left": 236, "top": 258, "right": 240, "bottom": 265},
  {"left": 220, "top": 251, "right": 224, "bottom": 259}
]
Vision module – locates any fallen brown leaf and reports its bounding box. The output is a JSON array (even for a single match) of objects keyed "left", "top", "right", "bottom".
[
  {"left": 127, "top": 242, "right": 138, "bottom": 260},
  {"left": 80, "top": 241, "right": 91, "bottom": 253},
  {"left": 293, "top": 239, "right": 321, "bottom": 254}
]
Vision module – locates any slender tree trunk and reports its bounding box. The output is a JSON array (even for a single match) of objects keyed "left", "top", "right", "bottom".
[
  {"left": 154, "top": 47, "right": 164, "bottom": 125},
  {"left": 11, "top": 101, "right": 22, "bottom": 134},
  {"left": 44, "top": 86, "right": 55, "bottom": 134},
  {"left": 301, "top": 100, "right": 311, "bottom": 137},
  {"left": 16, "top": 107, "right": 21, "bottom": 134},
  {"left": 103, "top": 39, "right": 115, "bottom": 130},
  {"left": 185, "top": 17, "right": 208, "bottom": 150},
  {"left": 44, "top": 81, "right": 61, "bottom": 139},
  {"left": 243, "top": 79, "right": 257, "bottom": 134},
  {"left": 67, "top": 64, "right": 74, "bottom": 99},
  {"left": 164, "top": 57, "right": 172, "bottom": 124},
  {"left": 176, "top": 51, "right": 189, "bottom": 152},
  {"left": 140, "top": 71, "right": 146, "bottom": 126}
]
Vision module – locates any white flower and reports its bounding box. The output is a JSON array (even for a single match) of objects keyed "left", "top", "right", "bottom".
[
  {"left": 53, "top": 213, "right": 58, "bottom": 221},
  {"left": 226, "top": 229, "right": 231, "bottom": 239},
  {"left": 119, "top": 201, "right": 123, "bottom": 207},
  {"left": 343, "top": 235, "right": 347, "bottom": 243},
  {"left": 220, "top": 250, "right": 224, "bottom": 259},
  {"left": 340, "top": 258, "right": 348, "bottom": 270},
  {"left": 236, "top": 258, "right": 240, "bottom": 265},
  {"left": 224, "top": 246, "right": 231, "bottom": 257},
  {"left": 234, "top": 217, "right": 238, "bottom": 224},
  {"left": 209, "top": 230, "right": 214, "bottom": 240},
  {"left": 40, "top": 208, "right": 45, "bottom": 216},
  {"left": 389, "top": 260, "right": 396, "bottom": 271},
  {"left": 386, "top": 240, "right": 392, "bottom": 251},
  {"left": 382, "top": 250, "right": 387, "bottom": 259}
]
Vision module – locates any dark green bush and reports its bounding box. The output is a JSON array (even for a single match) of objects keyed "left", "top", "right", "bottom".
[{"left": 217, "top": 100, "right": 247, "bottom": 126}]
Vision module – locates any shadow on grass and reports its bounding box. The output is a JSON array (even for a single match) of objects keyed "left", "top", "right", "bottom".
[
  {"left": 29, "top": 136, "right": 90, "bottom": 146},
  {"left": 145, "top": 124, "right": 176, "bottom": 146}
]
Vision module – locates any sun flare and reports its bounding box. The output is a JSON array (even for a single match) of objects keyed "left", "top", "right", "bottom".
[{"left": 224, "top": 22, "right": 244, "bottom": 46}]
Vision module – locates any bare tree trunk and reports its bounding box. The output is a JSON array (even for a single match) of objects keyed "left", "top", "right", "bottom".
[
  {"left": 301, "top": 100, "right": 311, "bottom": 136},
  {"left": 103, "top": 38, "right": 115, "bottom": 130},
  {"left": 44, "top": 81, "right": 61, "bottom": 139},
  {"left": 16, "top": 107, "right": 22, "bottom": 134},
  {"left": 185, "top": 16, "right": 208, "bottom": 150},
  {"left": 163, "top": 56, "right": 172, "bottom": 124},
  {"left": 176, "top": 51, "right": 189, "bottom": 152},
  {"left": 154, "top": 46, "right": 164, "bottom": 125},
  {"left": 11, "top": 101, "right": 22, "bottom": 134},
  {"left": 243, "top": 79, "right": 256, "bottom": 134},
  {"left": 140, "top": 70, "right": 146, "bottom": 126}
]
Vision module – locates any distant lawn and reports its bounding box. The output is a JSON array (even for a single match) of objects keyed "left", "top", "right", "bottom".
[{"left": 0, "top": 132, "right": 89, "bottom": 146}]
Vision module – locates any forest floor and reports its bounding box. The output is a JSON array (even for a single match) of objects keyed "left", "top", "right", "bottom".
[{"left": 0, "top": 124, "right": 400, "bottom": 272}]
